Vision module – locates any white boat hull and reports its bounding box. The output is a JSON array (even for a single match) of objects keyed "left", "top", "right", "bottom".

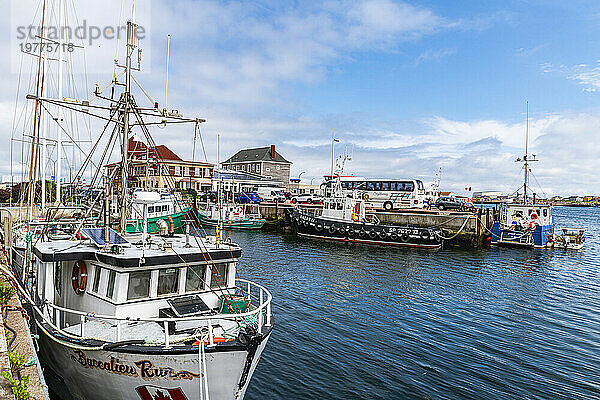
[{"left": 38, "top": 324, "right": 271, "bottom": 400}]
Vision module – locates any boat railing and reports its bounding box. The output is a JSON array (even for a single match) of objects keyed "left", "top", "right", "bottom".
[{"left": 12, "top": 273, "right": 272, "bottom": 348}]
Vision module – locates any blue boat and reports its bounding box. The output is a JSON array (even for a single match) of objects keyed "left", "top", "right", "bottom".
[
  {"left": 490, "top": 102, "right": 554, "bottom": 248},
  {"left": 491, "top": 203, "right": 554, "bottom": 247}
]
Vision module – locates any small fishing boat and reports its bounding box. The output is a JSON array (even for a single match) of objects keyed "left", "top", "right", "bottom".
[
  {"left": 127, "top": 190, "right": 192, "bottom": 234},
  {"left": 491, "top": 103, "right": 555, "bottom": 248},
  {"left": 197, "top": 203, "right": 266, "bottom": 230},
  {"left": 553, "top": 228, "right": 585, "bottom": 250}
]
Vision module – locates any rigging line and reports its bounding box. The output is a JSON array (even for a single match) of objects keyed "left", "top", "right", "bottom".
[
  {"left": 198, "top": 122, "right": 208, "bottom": 163},
  {"left": 130, "top": 73, "right": 155, "bottom": 105},
  {"left": 528, "top": 170, "right": 548, "bottom": 198},
  {"left": 38, "top": 102, "right": 101, "bottom": 171},
  {"left": 131, "top": 108, "right": 242, "bottom": 313},
  {"left": 40, "top": 104, "right": 121, "bottom": 238}
]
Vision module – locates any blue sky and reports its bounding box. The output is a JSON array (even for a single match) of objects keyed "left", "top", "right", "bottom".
[{"left": 3, "top": 0, "right": 600, "bottom": 195}]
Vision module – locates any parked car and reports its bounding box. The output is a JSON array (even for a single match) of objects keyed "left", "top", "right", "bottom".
[
  {"left": 198, "top": 191, "right": 218, "bottom": 202},
  {"left": 234, "top": 192, "right": 262, "bottom": 204},
  {"left": 291, "top": 194, "right": 322, "bottom": 204},
  {"left": 435, "top": 197, "right": 476, "bottom": 212},
  {"left": 256, "top": 187, "right": 287, "bottom": 203}
]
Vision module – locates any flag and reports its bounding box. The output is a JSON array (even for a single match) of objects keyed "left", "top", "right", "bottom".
[
  {"left": 136, "top": 385, "right": 188, "bottom": 400},
  {"left": 333, "top": 137, "right": 340, "bottom": 142}
]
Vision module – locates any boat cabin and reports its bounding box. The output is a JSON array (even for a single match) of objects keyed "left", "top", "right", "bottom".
[
  {"left": 33, "top": 232, "right": 240, "bottom": 330},
  {"left": 498, "top": 203, "right": 553, "bottom": 230},
  {"left": 322, "top": 196, "right": 366, "bottom": 222}
]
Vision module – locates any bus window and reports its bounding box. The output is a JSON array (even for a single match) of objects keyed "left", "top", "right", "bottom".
[
  {"left": 382, "top": 182, "right": 390, "bottom": 191},
  {"left": 367, "top": 182, "right": 376, "bottom": 191},
  {"left": 405, "top": 182, "right": 414, "bottom": 191},
  {"left": 148, "top": 206, "right": 154, "bottom": 214},
  {"left": 374, "top": 182, "right": 382, "bottom": 191}
]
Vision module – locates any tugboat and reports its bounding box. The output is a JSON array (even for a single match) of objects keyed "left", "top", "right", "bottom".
[
  {"left": 290, "top": 154, "right": 442, "bottom": 248},
  {"left": 491, "top": 103, "right": 555, "bottom": 248},
  {"left": 5, "top": 9, "right": 273, "bottom": 399}
]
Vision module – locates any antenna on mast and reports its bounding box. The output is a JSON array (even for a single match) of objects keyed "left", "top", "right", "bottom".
[{"left": 165, "top": 34, "right": 171, "bottom": 111}]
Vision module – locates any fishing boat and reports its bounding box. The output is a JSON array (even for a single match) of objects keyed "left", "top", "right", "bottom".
[
  {"left": 491, "top": 103, "right": 555, "bottom": 248},
  {"left": 196, "top": 203, "right": 265, "bottom": 230},
  {"left": 5, "top": 5, "right": 273, "bottom": 398},
  {"left": 127, "top": 190, "right": 192, "bottom": 234},
  {"left": 553, "top": 228, "right": 585, "bottom": 250},
  {"left": 290, "top": 153, "right": 442, "bottom": 248}
]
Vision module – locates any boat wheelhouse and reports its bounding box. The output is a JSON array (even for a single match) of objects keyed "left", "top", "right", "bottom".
[{"left": 128, "top": 190, "right": 192, "bottom": 234}]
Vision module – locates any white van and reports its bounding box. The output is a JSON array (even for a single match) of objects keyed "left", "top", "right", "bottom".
[{"left": 256, "top": 187, "right": 287, "bottom": 203}]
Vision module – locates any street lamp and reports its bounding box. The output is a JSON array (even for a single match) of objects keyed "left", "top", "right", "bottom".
[{"left": 298, "top": 171, "right": 305, "bottom": 194}]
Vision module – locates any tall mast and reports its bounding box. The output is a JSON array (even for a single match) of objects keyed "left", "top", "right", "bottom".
[
  {"left": 56, "top": 0, "right": 63, "bottom": 205},
  {"left": 41, "top": 0, "right": 49, "bottom": 209},
  {"left": 119, "top": 20, "right": 135, "bottom": 233},
  {"left": 330, "top": 130, "right": 335, "bottom": 180},
  {"left": 523, "top": 102, "right": 529, "bottom": 205}
]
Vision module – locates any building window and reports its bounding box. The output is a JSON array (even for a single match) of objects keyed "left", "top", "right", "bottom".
[
  {"left": 157, "top": 268, "right": 180, "bottom": 296},
  {"left": 256, "top": 164, "right": 261, "bottom": 173},
  {"left": 106, "top": 270, "right": 116, "bottom": 299},
  {"left": 183, "top": 167, "right": 189, "bottom": 176},
  {"left": 127, "top": 271, "right": 151, "bottom": 300},
  {"left": 186, "top": 265, "right": 207, "bottom": 292},
  {"left": 175, "top": 166, "right": 181, "bottom": 176}
]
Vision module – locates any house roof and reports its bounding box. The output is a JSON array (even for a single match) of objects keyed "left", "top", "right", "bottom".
[
  {"left": 128, "top": 138, "right": 182, "bottom": 161},
  {"left": 223, "top": 146, "right": 291, "bottom": 164}
]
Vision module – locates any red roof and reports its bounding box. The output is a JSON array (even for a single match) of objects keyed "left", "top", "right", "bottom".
[{"left": 128, "top": 138, "right": 182, "bottom": 161}]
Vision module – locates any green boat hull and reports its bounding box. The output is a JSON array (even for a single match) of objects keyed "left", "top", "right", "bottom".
[
  {"left": 125, "top": 207, "right": 193, "bottom": 234},
  {"left": 196, "top": 211, "right": 265, "bottom": 230}
]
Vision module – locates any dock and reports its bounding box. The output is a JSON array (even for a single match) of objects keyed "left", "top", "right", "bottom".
[{"left": 248, "top": 203, "right": 494, "bottom": 248}]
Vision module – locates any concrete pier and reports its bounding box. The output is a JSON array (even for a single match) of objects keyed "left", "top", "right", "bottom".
[{"left": 249, "top": 203, "right": 494, "bottom": 248}]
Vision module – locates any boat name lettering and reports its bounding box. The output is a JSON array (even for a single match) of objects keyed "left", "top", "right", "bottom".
[
  {"left": 71, "top": 351, "right": 138, "bottom": 377},
  {"left": 71, "top": 351, "right": 201, "bottom": 380}
]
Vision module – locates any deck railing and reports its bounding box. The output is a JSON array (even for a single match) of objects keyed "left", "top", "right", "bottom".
[{"left": 22, "top": 276, "right": 272, "bottom": 349}]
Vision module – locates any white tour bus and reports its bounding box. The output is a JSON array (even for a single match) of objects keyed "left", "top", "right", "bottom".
[{"left": 328, "top": 176, "right": 427, "bottom": 210}]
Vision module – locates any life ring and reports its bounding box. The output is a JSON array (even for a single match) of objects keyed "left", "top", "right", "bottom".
[
  {"left": 71, "top": 260, "right": 87, "bottom": 295},
  {"left": 529, "top": 221, "right": 537, "bottom": 230},
  {"left": 228, "top": 221, "right": 233, "bottom": 226},
  {"left": 530, "top": 212, "right": 538, "bottom": 220},
  {"left": 363, "top": 193, "right": 370, "bottom": 201}
]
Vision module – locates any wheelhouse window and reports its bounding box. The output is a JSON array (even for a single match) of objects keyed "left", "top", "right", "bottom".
[
  {"left": 186, "top": 265, "right": 207, "bottom": 292},
  {"left": 106, "top": 270, "right": 116, "bottom": 299},
  {"left": 158, "top": 268, "right": 180, "bottom": 296},
  {"left": 127, "top": 271, "right": 151, "bottom": 300},
  {"left": 92, "top": 266, "right": 102, "bottom": 293},
  {"left": 148, "top": 206, "right": 155, "bottom": 214},
  {"left": 210, "top": 263, "right": 229, "bottom": 289}
]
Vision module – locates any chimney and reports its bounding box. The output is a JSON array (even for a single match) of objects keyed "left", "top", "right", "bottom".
[{"left": 270, "top": 145, "right": 276, "bottom": 159}]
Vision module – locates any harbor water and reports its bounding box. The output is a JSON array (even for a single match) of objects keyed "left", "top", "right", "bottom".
[{"left": 239, "top": 206, "right": 600, "bottom": 399}]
